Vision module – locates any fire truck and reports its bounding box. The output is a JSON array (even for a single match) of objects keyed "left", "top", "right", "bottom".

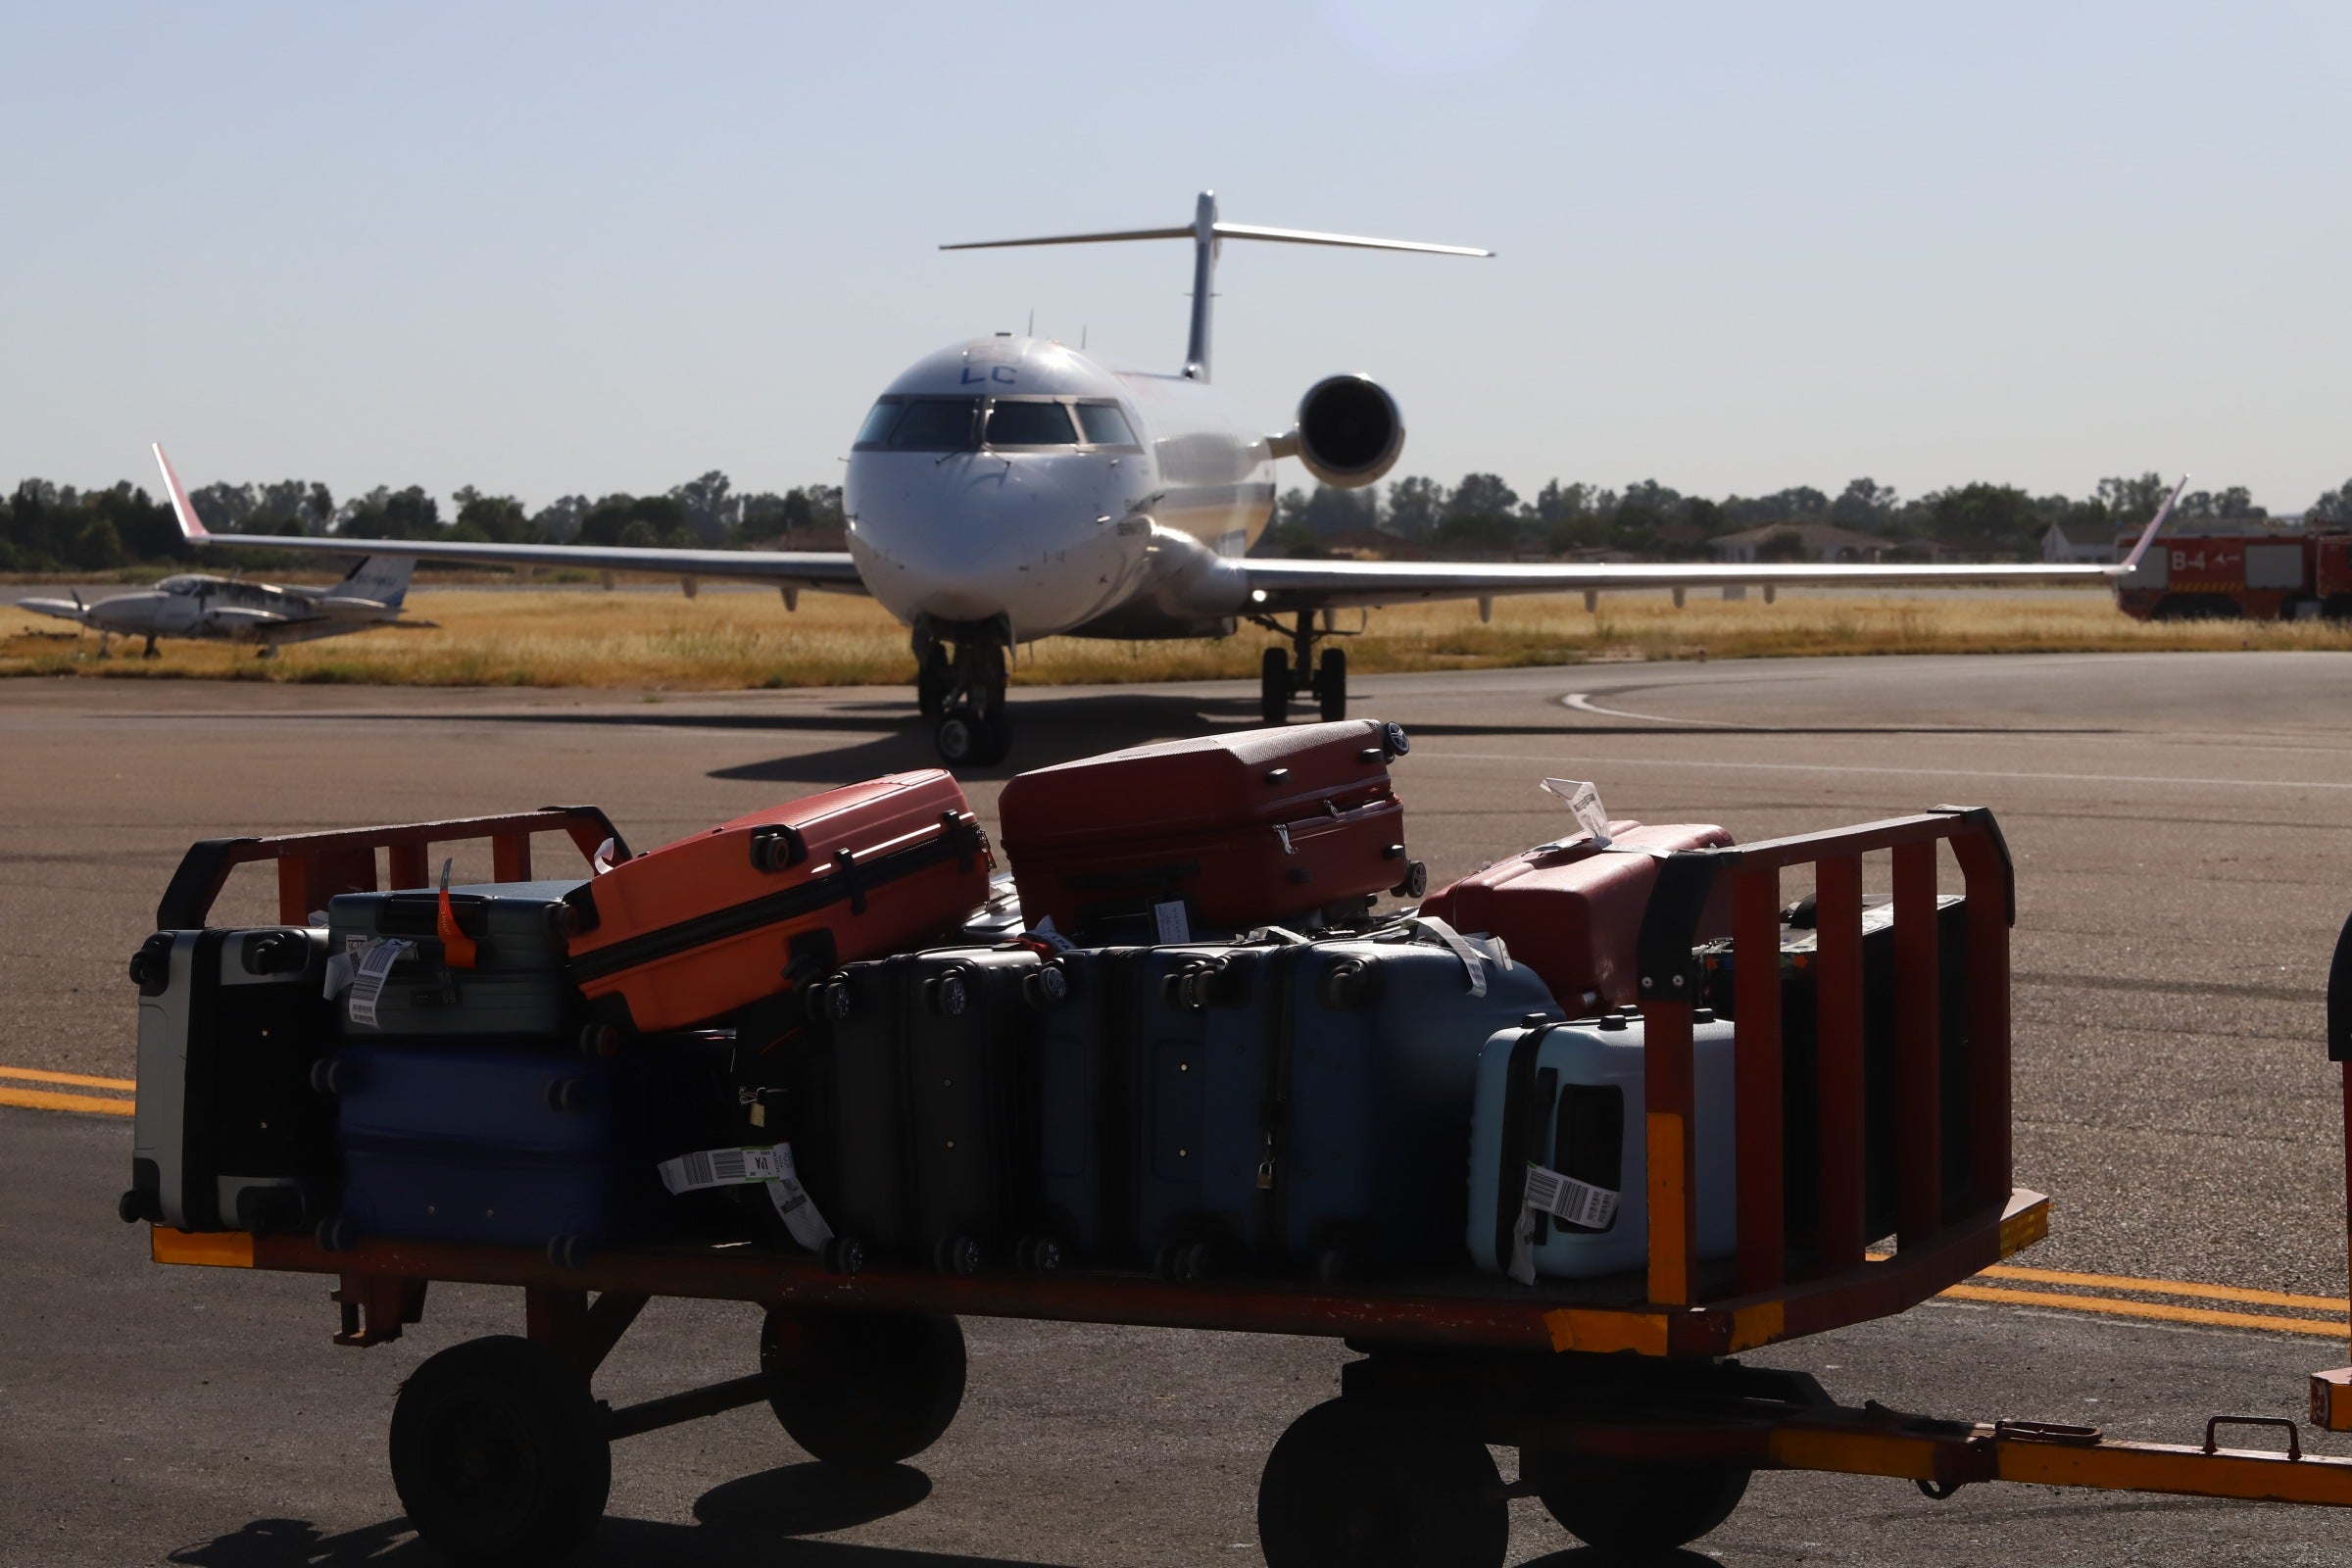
[{"left": 2115, "top": 530, "right": 2352, "bottom": 620}]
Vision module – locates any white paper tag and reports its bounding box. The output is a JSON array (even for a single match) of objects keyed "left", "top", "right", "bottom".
[
  {"left": 1402, "top": 914, "right": 1502, "bottom": 997},
  {"left": 591, "top": 836, "right": 617, "bottom": 875},
  {"left": 657, "top": 1142, "right": 834, "bottom": 1250},
  {"left": 1152, "top": 900, "right": 1192, "bottom": 945},
  {"left": 322, "top": 950, "right": 356, "bottom": 1000},
  {"left": 1508, "top": 1203, "right": 1539, "bottom": 1286},
  {"left": 1523, "top": 1161, "right": 1621, "bottom": 1230},
  {"left": 1540, "top": 778, "right": 1614, "bottom": 849},
  {"left": 344, "top": 939, "right": 412, "bottom": 1028}
]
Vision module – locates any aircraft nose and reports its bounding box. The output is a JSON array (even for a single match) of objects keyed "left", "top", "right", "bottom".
[{"left": 850, "top": 458, "right": 1137, "bottom": 632}]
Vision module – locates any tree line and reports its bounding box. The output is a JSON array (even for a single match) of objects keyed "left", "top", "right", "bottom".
[
  {"left": 1267, "top": 472, "right": 2319, "bottom": 561},
  {"left": 0, "top": 471, "right": 845, "bottom": 572},
  {"left": 7, "top": 465, "right": 2348, "bottom": 574}
]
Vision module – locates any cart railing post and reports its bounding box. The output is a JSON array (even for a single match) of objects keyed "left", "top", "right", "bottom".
[
  {"left": 1732, "top": 864, "right": 1786, "bottom": 1295},
  {"left": 1812, "top": 853, "right": 1868, "bottom": 1274},
  {"left": 1891, "top": 838, "right": 1943, "bottom": 1243}
]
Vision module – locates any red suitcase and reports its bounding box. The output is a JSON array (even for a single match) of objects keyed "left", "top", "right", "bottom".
[
  {"left": 1417, "top": 821, "right": 1734, "bottom": 1015},
  {"left": 999, "top": 720, "right": 1418, "bottom": 940},
  {"left": 564, "top": 771, "right": 991, "bottom": 1034}
]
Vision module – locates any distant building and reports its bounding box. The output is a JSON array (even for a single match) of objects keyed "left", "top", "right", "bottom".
[
  {"left": 1708, "top": 521, "right": 1894, "bottom": 563},
  {"left": 2041, "top": 518, "right": 2120, "bottom": 564}
]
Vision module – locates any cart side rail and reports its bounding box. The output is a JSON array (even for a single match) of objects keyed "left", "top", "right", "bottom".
[
  {"left": 155, "top": 806, "right": 631, "bottom": 929},
  {"left": 1633, "top": 807, "right": 2016, "bottom": 1309}
]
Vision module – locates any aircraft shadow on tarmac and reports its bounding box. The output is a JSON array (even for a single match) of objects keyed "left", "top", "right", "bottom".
[{"left": 165, "top": 1460, "right": 1076, "bottom": 1568}]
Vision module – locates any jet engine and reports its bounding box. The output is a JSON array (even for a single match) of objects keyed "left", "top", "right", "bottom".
[{"left": 1289, "top": 373, "right": 1404, "bottom": 489}]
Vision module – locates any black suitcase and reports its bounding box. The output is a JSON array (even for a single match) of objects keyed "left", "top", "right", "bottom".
[
  {"left": 123, "top": 926, "right": 338, "bottom": 1233},
  {"left": 1698, "top": 893, "right": 1973, "bottom": 1235},
  {"left": 801, "top": 947, "right": 1055, "bottom": 1274},
  {"left": 327, "top": 879, "right": 581, "bottom": 1044}
]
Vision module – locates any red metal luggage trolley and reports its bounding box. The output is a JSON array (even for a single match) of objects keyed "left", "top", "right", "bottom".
[{"left": 138, "top": 807, "right": 2352, "bottom": 1566}]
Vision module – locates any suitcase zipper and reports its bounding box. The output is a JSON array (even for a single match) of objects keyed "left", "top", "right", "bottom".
[
  {"left": 569, "top": 816, "right": 983, "bottom": 983},
  {"left": 1253, "top": 945, "right": 1307, "bottom": 1260},
  {"left": 1097, "top": 951, "right": 1140, "bottom": 1257}
]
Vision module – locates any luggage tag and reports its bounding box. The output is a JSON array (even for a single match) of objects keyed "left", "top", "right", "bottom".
[
  {"left": 1509, "top": 1162, "right": 1622, "bottom": 1285},
  {"left": 340, "top": 938, "right": 414, "bottom": 1028},
  {"left": 591, "top": 837, "right": 618, "bottom": 876},
  {"left": 1022, "top": 914, "right": 1076, "bottom": 954},
  {"left": 658, "top": 1143, "right": 835, "bottom": 1251},
  {"left": 1396, "top": 914, "right": 1512, "bottom": 998},
  {"left": 436, "top": 858, "right": 479, "bottom": 971},
  {"left": 1532, "top": 778, "right": 1615, "bottom": 854}
]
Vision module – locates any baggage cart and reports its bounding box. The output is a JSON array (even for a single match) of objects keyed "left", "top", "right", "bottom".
[{"left": 134, "top": 807, "right": 2352, "bottom": 1566}]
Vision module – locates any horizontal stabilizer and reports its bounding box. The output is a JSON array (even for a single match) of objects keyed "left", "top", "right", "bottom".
[{"left": 945, "top": 222, "right": 1492, "bottom": 259}]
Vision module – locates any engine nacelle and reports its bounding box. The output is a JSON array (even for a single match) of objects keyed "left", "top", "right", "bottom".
[{"left": 1287, "top": 374, "right": 1404, "bottom": 490}]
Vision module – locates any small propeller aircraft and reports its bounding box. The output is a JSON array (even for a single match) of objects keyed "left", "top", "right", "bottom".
[
  {"left": 19, "top": 554, "right": 421, "bottom": 659},
  {"left": 156, "top": 192, "right": 2183, "bottom": 761}
]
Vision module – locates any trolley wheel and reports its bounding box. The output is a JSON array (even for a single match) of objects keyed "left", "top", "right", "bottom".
[
  {"left": 1014, "top": 1234, "right": 1063, "bottom": 1274},
  {"left": 388, "top": 1334, "right": 612, "bottom": 1568},
  {"left": 1314, "top": 646, "right": 1348, "bottom": 722},
  {"left": 1523, "top": 1451, "right": 1751, "bottom": 1554},
  {"left": 1260, "top": 647, "right": 1291, "bottom": 726},
  {"left": 760, "top": 1306, "right": 966, "bottom": 1469},
  {"left": 1257, "top": 1396, "right": 1506, "bottom": 1568}
]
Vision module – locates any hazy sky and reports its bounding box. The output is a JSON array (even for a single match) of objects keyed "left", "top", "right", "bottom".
[{"left": 7, "top": 2, "right": 2347, "bottom": 514}]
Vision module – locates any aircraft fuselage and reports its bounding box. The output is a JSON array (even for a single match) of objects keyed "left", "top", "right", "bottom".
[{"left": 844, "top": 336, "right": 1276, "bottom": 642}]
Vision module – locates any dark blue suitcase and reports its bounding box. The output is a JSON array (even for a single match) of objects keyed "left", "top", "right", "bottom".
[
  {"left": 1033, "top": 944, "right": 1235, "bottom": 1268},
  {"left": 321, "top": 1042, "right": 684, "bottom": 1262},
  {"left": 1180, "top": 928, "right": 1559, "bottom": 1279}
]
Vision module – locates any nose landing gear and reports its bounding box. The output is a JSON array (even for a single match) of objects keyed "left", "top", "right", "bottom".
[
  {"left": 914, "top": 616, "right": 1014, "bottom": 768},
  {"left": 1255, "top": 611, "right": 1348, "bottom": 726}
]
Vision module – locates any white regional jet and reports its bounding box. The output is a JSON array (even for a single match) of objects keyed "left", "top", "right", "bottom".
[
  {"left": 20, "top": 555, "right": 419, "bottom": 659},
  {"left": 157, "top": 192, "right": 2180, "bottom": 764}
]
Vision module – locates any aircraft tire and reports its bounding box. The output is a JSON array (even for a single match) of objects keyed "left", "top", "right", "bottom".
[
  {"left": 1259, "top": 649, "right": 1290, "bottom": 726},
  {"left": 1315, "top": 647, "right": 1348, "bottom": 722},
  {"left": 934, "top": 707, "right": 1011, "bottom": 769}
]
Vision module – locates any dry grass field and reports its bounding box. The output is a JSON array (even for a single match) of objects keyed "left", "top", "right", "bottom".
[{"left": 6, "top": 583, "right": 2350, "bottom": 689}]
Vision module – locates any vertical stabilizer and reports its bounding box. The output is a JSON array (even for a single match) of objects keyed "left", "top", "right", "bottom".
[
  {"left": 1184, "top": 190, "right": 1218, "bottom": 382},
  {"left": 337, "top": 555, "right": 415, "bottom": 610}
]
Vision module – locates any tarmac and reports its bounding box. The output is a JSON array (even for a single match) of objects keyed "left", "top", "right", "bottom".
[{"left": 7, "top": 651, "right": 2352, "bottom": 1565}]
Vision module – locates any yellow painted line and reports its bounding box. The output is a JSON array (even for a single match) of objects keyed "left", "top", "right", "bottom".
[
  {"left": 0, "top": 1065, "right": 136, "bottom": 1093},
  {"left": 0, "top": 1085, "right": 136, "bottom": 1117},
  {"left": 1975, "top": 1262, "right": 2348, "bottom": 1315},
  {"left": 1942, "top": 1282, "right": 2347, "bottom": 1338}
]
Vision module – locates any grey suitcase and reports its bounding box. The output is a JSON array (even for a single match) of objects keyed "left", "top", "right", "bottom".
[
  {"left": 122, "top": 926, "right": 338, "bottom": 1233},
  {"left": 1181, "top": 926, "right": 1560, "bottom": 1279},
  {"left": 328, "top": 879, "right": 581, "bottom": 1042}
]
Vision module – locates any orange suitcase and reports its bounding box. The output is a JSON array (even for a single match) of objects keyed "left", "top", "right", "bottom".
[{"left": 564, "top": 772, "right": 991, "bottom": 1034}]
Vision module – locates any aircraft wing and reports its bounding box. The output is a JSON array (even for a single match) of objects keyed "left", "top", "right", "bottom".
[
  {"left": 153, "top": 447, "right": 867, "bottom": 594},
  {"left": 1240, "top": 477, "right": 2188, "bottom": 613},
  {"left": 205, "top": 607, "right": 293, "bottom": 627}
]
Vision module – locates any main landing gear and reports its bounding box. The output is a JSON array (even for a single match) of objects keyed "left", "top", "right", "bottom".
[
  {"left": 1257, "top": 610, "right": 1348, "bottom": 727},
  {"left": 914, "top": 615, "right": 1013, "bottom": 768}
]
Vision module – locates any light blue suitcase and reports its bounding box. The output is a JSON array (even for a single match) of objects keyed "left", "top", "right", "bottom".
[
  {"left": 1466, "top": 1011, "right": 1739, "bottom": 1281},
  {"left": 1182, "top": 925, "right": 1559, "bottom": 1279}
]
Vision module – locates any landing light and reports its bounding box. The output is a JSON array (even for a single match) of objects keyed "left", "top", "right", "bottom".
[{"left": 1250, "top": 589, "right": 1268, "bottom": 604}]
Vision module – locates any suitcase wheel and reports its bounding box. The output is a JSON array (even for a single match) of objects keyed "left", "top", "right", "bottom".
[
  {"left": 924, "top": 973, "right": 970, "bottom": 1017},
  {"left": 316, "top": 1214, "right": 356, "bottom": 1253},
  {"left": 310, "top": 1055, "right": 356, "bottom": 1096},
  {"left": 1023, "top": 966, "right": 1070, "bottom": 1008},
  {"left": 820, "top": 1236, "right": 868, "bottom": 1276},
  {"left": 544, "top": 1076, "right": 593, "bottom": 1114},
  {"left": 547, "top": 1235, "right": 590, "bottom": 1270},
  {"left": 578, "top": 1022, "right": 623, "bottom": 1057},
  {"left": 933, "top": 1235, "right": 982, "bottom": 1276},
  {"left": 1014, "top": 1235, "right": 1063, "bottom": 1274},
  {"left": 1321, "top": 960, "right": 1375, "bottom": 1010},
  {"left": 118, "top": 1187, "right": 160, "bottom": 1225},
  {"left": 807, "top": 981, "right": 854, "bottom": 1022},
  {"left": 1391, "top": 859, "right": 1429, "bottom": 900}
]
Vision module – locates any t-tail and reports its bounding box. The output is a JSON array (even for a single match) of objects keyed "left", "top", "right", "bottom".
[{"left": 942, "top": 190, "right": 1491, "bottom": 382}]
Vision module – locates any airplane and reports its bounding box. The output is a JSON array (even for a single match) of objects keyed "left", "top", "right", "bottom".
[
  {"left": 18, "top": 555, "right": 423, "bottom": 659},
  {"left": 153, "top": 191, "right": 2185, "bottom": 764}
]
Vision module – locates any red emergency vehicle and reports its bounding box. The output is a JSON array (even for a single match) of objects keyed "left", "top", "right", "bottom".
[{"left": 2115, "top": 530, "right": 2352, "bottom": 620}]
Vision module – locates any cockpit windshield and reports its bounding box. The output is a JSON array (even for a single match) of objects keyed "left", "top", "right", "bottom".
[
  {"left": 857, "top": 397, "right": 981, "bottom": 451},
  {"left": 160, "top": 576, "right": 205, "bottom": 596},
  {"left": 1075, "top": 403, "right": 1137, "bottom": 447},
  {"left": 983, "top": 401, "right": 1078, "bottom": 447}
]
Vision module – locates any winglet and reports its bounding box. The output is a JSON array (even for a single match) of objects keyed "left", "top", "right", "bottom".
[
  {"left": 2112, "top": 472, "right": 2190, "bottom": 574},
  {"left": 151, "top": 444, "right": 209, "bottom": 541}
]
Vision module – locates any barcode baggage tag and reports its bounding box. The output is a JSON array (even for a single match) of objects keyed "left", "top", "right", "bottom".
[
  {"left": 1152, "top": 900, "right": 1191, "bottom": 945},
  {"left": 657, "top": 1142, "right": 835, "bottom": 1250},
  {"left": 1508, "top": 1162, "right": 1622, "bottom": 1284},
  {"left": 344, "top": 939, "right": 413, "bottom": 1028},
  {"left": 1539, "top": 778, "right": 1614, "bottom": 850}
]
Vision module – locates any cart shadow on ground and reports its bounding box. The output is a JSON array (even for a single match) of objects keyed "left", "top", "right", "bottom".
[{"left": 165, "top": 1461, "right": 1086, "bottom": 1568}]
